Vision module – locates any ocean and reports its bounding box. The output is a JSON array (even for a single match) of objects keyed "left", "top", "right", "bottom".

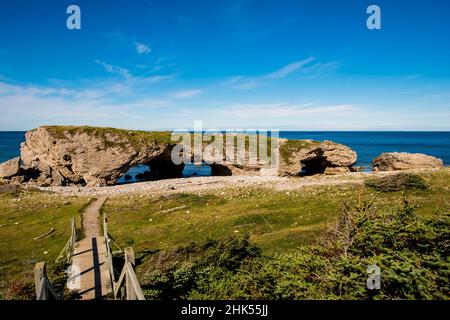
[{"left": 1, "top": 131, "right": 449, "bottom": 181}]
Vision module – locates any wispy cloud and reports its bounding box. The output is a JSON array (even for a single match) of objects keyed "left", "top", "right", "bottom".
[
  {"left": 266, "top": 57, "right": 316, "bottom": 80},
  {"left": 217, "top": 102, "right": 359, "bottom": 118},
  {"left": 94, "top": 59, "right": 179, "bottom": 87},
  {"left": 0, "top": 80, "right": 172, "bottom": 130},
  {"left": 171, "top": 89, "right": 204, "bottom": 98},
  {"left": 299, "top": 60, "right": 340, "bottom": 79},
  {"left": 139, "top": 73, "right": 179, "bottom": 84},
  {"left": 223, "top": 76, "right": 260, "bottom": 90},
  {"left": 135, "top": 42, "right": 151, "bottom": 54},
  {"left": 95, "top": 60, "right": 131, "bottom": 79},
  {"left": 224, "top": 57, "right": 316, "bottom": 90}
]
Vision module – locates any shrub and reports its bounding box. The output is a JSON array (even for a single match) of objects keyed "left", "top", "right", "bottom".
[
  {"left": 365, "top": 173, "right": 428, "bottom": 192},
  {"left": 140, "top": 195, "right": 449, "bottom": 300},
  {"left": 141, "top": 235, "right": 261, "bottom": 299}
]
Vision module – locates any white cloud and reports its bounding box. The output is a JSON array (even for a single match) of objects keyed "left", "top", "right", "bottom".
[
  {"left": 95, "top": 60, "right": 131, "bottom": 79},
  {"left": 224, "top": 57, "right": 316, "bottom": 90},
  {"left": 223, "top": 76, "right": 261, "bottom": 90},
  {"left": 217, "top": 102, "right": 359, "bottom": 118},
  {"left": 93, "top": 60, "right": 180, "bottom": 88},
  {"left": 139, "top": 73, "right": 179, "bottom": 84},
  {"left": 171, "top": 89, "right": 204, "bottom": 98},
  {"left": 299, "top": 60, "right": 340, "bottom": 79},
  {"left": 135, "top": 42, "right": 151, "bottom": 54},
  {"left": 266, "top": 57, "right": 316, "bottom": 80},
  {"left": 0, "top": 80, "right": 172, "bottom": 130}
]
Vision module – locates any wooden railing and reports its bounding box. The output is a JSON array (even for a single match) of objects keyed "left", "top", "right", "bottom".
[
  {"left": 34, "top": 262, "right": 61, "bottom": 300},
  {"left": 34, "top": 217, "right": 76, "bottom": 300},
  {"left": 35, "top": 209, "right": 145, "bottom": 300},
  {"left": 113, "top": 247, "right": 145, "bottom": 300},
  {"left": 103, "top": 212, "right": 145, "bottom": 300},
  {"left": 103, "top": 212, "right": 116, "bottom": 284},
  {"left": 55, "top": 217, "right": 77, "bottom": 264}
]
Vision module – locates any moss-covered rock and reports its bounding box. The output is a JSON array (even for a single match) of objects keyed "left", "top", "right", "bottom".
[{"left": 278, "top": 139, "right": 357, "bottom": 176}]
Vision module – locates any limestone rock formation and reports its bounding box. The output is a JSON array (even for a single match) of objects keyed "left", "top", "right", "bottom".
[
  {"left": 0, "top": 126, "right": 360, "bottom": 187},
  {"left": 372, "top": 152, "right": 444, "bottom": 171},
  {"left": 278, "top": 140, "right": 357, "bottom": 176},
  {"left": 0, "top": 157, "right": 20, "bottom": 178},
  {"left": 13, "top": 126, "right": 177, "bottom": 186}
]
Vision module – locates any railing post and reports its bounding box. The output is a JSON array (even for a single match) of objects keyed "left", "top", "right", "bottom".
[
  {"left": 68, "top": 217, "right": 76, "bottom": 264},
  {"left": 104, "top": 212, "right": 116, "bottom": 287},
  {"left": 124, "top": 247, "right": 136, "bottom": 300},
  {"left": 55, "top": 217, "right": 77, "bottom": 264},
  {"left": 34, "top": 262, "right": 47, "bottom": 299}
]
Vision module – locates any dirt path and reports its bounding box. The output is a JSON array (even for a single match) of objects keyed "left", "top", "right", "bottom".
[
  {"left": 69, "top": 197, "right": 111, "bottom": 300},
  {"left": 82, "top": 197, "right": 107, "bottom": 238}
]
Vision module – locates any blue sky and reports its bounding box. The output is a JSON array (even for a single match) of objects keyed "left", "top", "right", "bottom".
[{"left": 0, "top": 0, "right": 449, "bottom": 131}]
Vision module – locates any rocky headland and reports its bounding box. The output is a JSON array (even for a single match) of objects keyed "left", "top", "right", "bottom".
[
  {"left": 0, "top": 126, "right": 360, "bottom": 187},
  {"left": 0, "top": 126, "right": 445, "bottom": 190}
]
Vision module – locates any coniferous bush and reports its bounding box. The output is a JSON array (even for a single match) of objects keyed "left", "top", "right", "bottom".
[{"left": 141, "top": 194, "right": 449, "bottom": 300}]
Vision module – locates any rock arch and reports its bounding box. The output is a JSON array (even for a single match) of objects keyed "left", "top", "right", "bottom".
[{"left": 0, "top": 126, "right": 360, "bottom": 187}]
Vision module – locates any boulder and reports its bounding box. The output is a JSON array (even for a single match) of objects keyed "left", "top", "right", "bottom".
[
  {"left": 0, "top": 157, "right": 21, "bottom": 178},
  {"left": 51, "top": 170, "right": 65, "bottom": 186},
  {"left": 279, "top": 140, "right": 357, "bottom": 176},
  {"left": 372, "top": 152, "right": 444, "bottom": 171},
  {"left": 10, "top": 175, "right": 25, "bottom": 185},
  {"left": 324, "top": 166, "right": 351, "bottom": 175},
  {"left": 0, "top": 183, "right": 19, "bottom": 193}
]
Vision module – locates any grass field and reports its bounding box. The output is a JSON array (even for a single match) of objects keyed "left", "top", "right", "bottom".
[
  {"left": 105, "top": 186, "right": 351, "bottom": 254},
  {"left": 105, "top": 170, "right": 450, "bottom": 254},
  {"left": 0, "top": 190, "right": 91, "bottom": 299},
  {"left": 0, "top": 169, "right": 448, "bottom": 299}
]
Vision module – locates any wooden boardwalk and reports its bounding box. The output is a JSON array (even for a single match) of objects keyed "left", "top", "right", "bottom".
[
  {"left": 35, "top": 196, "right": 145, "bottom": 300},
  {"left": 71, "top": 237, "right": 112, "bottom": 299},
  {"left": 69, "top": 198, "right": 112, "bottom": 300}
]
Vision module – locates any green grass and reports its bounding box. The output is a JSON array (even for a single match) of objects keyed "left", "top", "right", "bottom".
[
  {"left": 105, "top": 186, "right": 355, "bottom": 254},
  {"left": 139, "top": 193, "right": 450, "bottom": 300},
  {"left": 103, "top": 169, "right": 450, "bottom": 291},
  {"left": 365, "top": 169, "right": 450, "bottom": 217},
  {"left": 0, "top": 168, "right": 448, "bottom": 299},
  {"left": 279, "top": 139, "right": 319, "bottom": 164},
  {"left": 105, "top": 169, "right": 450, "bottom": 255},
  {"left": 0, "top": 189, "right": 91, "bottom": 299},
  {"left": 41, "top": 125, "right": 174, "bottom": 146},
  {"left": 365, "top": 173, "right": 428, "bottom": 192}
]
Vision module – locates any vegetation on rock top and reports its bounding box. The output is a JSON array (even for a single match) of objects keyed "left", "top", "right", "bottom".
[
  {"left": 40, "top": 125, "right": 174, "bottom": 146},
  {"left": 40, "top": 126, "right": 317, "bottom": 161},
  {"left": 279, "top": 139, "right": 320, "bottom": 164}
]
